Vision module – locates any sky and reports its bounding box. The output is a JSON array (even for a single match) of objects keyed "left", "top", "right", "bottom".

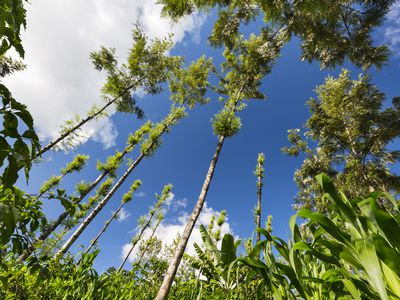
[{"left": 5, "top": 1, "right": 400, "bottom": 272}]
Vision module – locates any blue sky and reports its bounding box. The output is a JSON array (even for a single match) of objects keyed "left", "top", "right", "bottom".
[{"left": 9, "top": 1, "right": 400, "bottom": 271}]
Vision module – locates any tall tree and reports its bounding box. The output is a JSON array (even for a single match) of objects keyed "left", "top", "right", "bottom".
[
  {"left": 54, "top": 56, "right": 213, "bottom": 259},
  {"left": 17, "top": 123, "right": 151, "bottom": 262},
  {"left": 159, "top": 0, "right": 394, "bottom": 69},
  {"left": 34, "top": 26, "right": 182, "bottom": 156},
  {"left": 156, "top": 30, "right": 283, "bottom": 299},
  {"left": 136, "top": 213, "right": 164, "bottom": 265},
  {"left": 82, "top": 180, "right": 142, "bottom": 257},
  {"left": 282, "top": 69, "right": 400, "bottom": 212},
  {"left": 254, "top": 152, "right": 265, "bottom": 243},
  {"left": 118, "top": 185, "right": 172, "bottom": 271}
]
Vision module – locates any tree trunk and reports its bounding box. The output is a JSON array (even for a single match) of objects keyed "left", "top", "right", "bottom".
[
  {"left": 33, "top": 78, "right": 142, "bottom": 159},
  {"left": 118, "top": 208, "right": 159, "bottom": 272},
  {"left": 256, "top": 169, "right": 262, "bottom": 243},
  {"left": 82, "top": 200, "right": 125, "bottom": 258},
  {"left": 136, "top": 218, "right": 161, "bottom": 265},
  {"left": 17, "top": 171, "right": 107, "bottom": 262},
  {"left": 54, "top": 152, "right": 146, "bottom": 259},
  {"left": 155, "top": 135, "right": 225, "bottom": 300},
  {"left": 54, "top": 114, "right": 174, "bottom": 259}
]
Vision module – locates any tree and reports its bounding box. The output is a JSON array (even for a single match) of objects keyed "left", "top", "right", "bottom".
[
  {"left": 34, "top": 27, "right": 182, "bottom": 156},
  {"left": 54, "top": 55, "right": 213, "bottom": 259},
  {"left": 118, "top": 185, "right": 172, "bottom": 271},
  {"left": 156, "top": 29, "right": 283, "bottom": 300},
  {"left": 282, "top": 69, "right": 400, "bottom": 212},
  {"left": 81, "top": 180, "right": 142, "bottom": 257},
  {"left": 136, "top": 213, "right": 164, "bottom": 265},
  {"left": 159, "top": 0, "right": 393, "bottom": 69},
  {"left": 254, "top": 153, "right": 265, "bottom": 243}
]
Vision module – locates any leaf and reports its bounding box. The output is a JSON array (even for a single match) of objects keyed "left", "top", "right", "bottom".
[
  {"left": 2, "top": 112, "right": 19, "bottom": 138},
  {"left": 316, "top": 173, "right": 357, "bottom": 224},
  {"left": 359, "top": 197, "right": 400, "bottom": 251},
  {"left": 199, "top": 224, "right": 219, "bottom": 255},
  {"left": 342, "top": 279, "right": 361, "bottom": 300},
  {"left": 0, "top": 204, "right": 20, "bottom": 245},
  {"left": 298, "top": 209, "right": 351, "bottom": 244},
  {"left": 2, "top": 155, "right": 18, "bottom": 187},
  {"left": 356, "top": 236, "right": 389, "bottom": 300},
  {"left": 221, "top": 234, "right": 236, "bottom": 266},
  {"left": 289, "top": 214, "right": 301, "bottom": 242}
]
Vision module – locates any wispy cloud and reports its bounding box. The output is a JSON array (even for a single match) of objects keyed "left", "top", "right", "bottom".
[
  {"left": 385, "top": 2, "right": 400, "bottom": 54},
  {"left": 116, "top": 207, "right": 131, "bottom": 222},
  {"left": 135, "top": 191, "right": 146, "bottom": 198}
]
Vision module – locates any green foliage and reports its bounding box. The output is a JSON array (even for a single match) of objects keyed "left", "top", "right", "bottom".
[
  {"left": 283, "top": 69, "right": 400, "bottom": 212},
  {"left": 212, "top": 108, "right": 242, "bottom": 137},
  {"left": 39, "top": 175, "right": 62, "bottom": 195},
  {"left": 0, "top": 185, "right": 45, "bottom": 256},
  {"left": 239, "top": 174, "right": 400, "bottom": 299},
  {"left": 61, "top": 154, "right": 89, "bottom": 175},
  {"left": 0, "top": 203, "right": 19, "bottom": 244},
  {"left": 90, "top": 25, "right": 183, "bottom": 117},
  {"left": 0, "top": 0, "right": 27, "bottom": 58},
  {"left": 75, "top": 180, "right": 90, "bottom": 197},
  {"left": 169, "top": 56, "right": 213, "bottom": 108},
  {"left": 159, "top": 0, "right": 393, "bottom": 69},
  {"left": 0, "top": 84, "right": 40, "bottom": 187},
  {"left": 140, "top": 106, "right": 187, "bottom": 156},
  {"left": 0, "top": 55, "right": 25, "bottom": 77},
  {"left": 122, "top": 180, "right": 142, "bottom": 203}
]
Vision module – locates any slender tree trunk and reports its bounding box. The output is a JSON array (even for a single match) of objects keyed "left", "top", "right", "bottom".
[
  {"left": 33, "top": 79, "right": 142, "bottom": 159},
  {"left": 36, "top": 173, "right": 67, "bottom": 199},
  {"left": 17, "top": 171, "right": 107, "bottom": 262},
  {"left": 118, "top": 209, "right": 159, "bottom": 272},
  {"left": 155, "top": 135, "right": 225, "bottom": 300},
  {"left": 82, "top": 200, "right": 125, "bottom": 257},
  {"left": 54, "top": 115, "right": 174, "bottom": 259},
  {"left": 54, "top": 152, "right": 146, "bottom": 259},
  {"left": 256, "top": 170, "right": 262, "bottom": 243},
  {"left": 136, "top": 218, "right": 162, "bottom": 265}
]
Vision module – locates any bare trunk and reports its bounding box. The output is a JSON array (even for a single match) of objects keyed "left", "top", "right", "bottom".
[
  {"left": 55, "top": 152, "right": 146, "bottom": 259},
  {"left": 118, "top": 208, "right": 159, "bottom": 272},
  {"left": 82, "top": 200, "right": 125, "bottom": 258},
  {"left": 33, "top": 78, "right": 142, "bottom": 159},
  {"left": 155, "top": 135, "right": 225, "bottom": 300},
  {"left": 54, "top": 114, "right": 174, "bottom": 259},
  {"left": 256, "top": 171, "right": 262, "bottom": 243},
  {"left": 136, "top": 218, "right": 162, "bottom": 265},
  {"left": 17, "top": 171, "right": 107, "bottom": 262}
]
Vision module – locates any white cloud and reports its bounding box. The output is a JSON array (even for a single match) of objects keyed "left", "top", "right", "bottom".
[
  {"left": 121, "top": 202, "right": 233, "bottom": 263},
  {"left": 116, "top": 207, "right": 131, "bottom": 222},
  {"left": 135, "top": 191, "right": 146, "bottom": 198},
  {"left": 173, "top": 198, "right": 187, "bottom": 210},
  {"left": 385, "top": 2, "right": 400, "bottom": 54},
  {"left": 164, "top": 192, "right": 176, "bottom": 207},
  {"left": 4, "top": 0, "right": 206, "bottom": 148},
  {"left": 387, "top": 2, "right": 400, "bottom": 23}
]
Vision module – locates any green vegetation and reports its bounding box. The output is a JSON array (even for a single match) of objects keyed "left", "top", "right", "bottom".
[{"left": 1, "top": 0, "right": 399, "bottom": 299}]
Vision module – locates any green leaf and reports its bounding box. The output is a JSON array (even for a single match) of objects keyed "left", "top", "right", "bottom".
[
  {"left": 2, "top": 112, "right": 19, "bottom": 138},
  {"left": 342, "top": 279, "right": 361, "bottom": 300},
  {"left": 298, "top": 209, "right": 351, "bottom": 244},
  {"left": 220, "top": 233, "right": 236, "bottom": 266},
  {"left": 316, "top": 173, "right": 357, "bottom": 224},
  {"left": 2, "top": 155, "right": 18, "bottom": 187},
  {"left": 356, "top": 236, "right": 389, "bottom": 300},
  {"left": 0, "top": 204, "right": 20, "bottom": 245}
]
